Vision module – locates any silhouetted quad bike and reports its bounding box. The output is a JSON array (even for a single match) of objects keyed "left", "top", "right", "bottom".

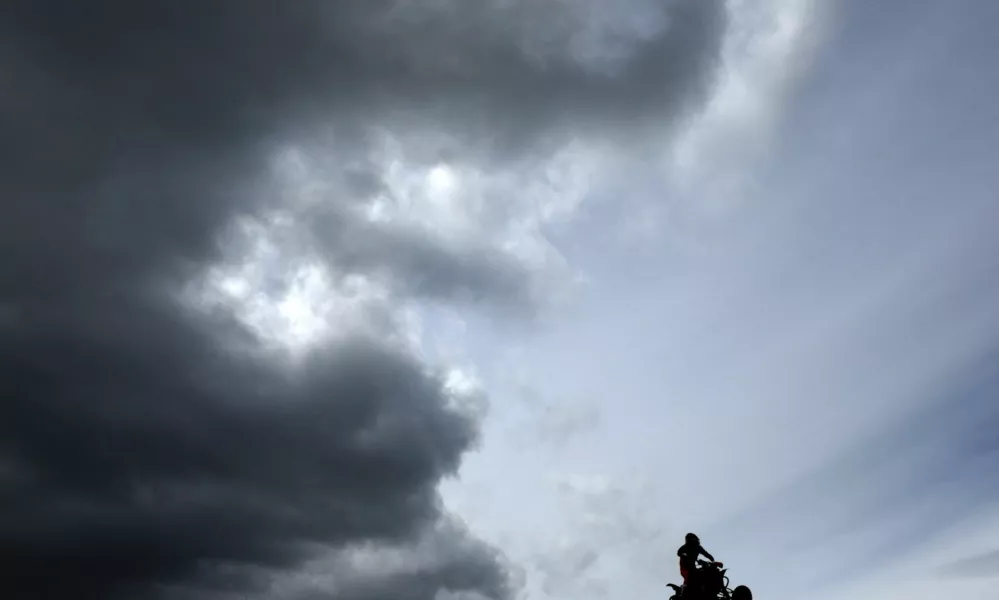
[{"left": 666, "top": 560, "right": 753, "bottom": 600}]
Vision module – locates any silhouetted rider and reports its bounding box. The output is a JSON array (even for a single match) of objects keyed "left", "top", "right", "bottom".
[{"left": 678, "top": 532, "right": 715, "bottom": 591}]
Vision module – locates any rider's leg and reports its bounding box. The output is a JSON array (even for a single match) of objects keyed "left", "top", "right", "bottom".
[{"left": 684, "top": 567, "right": 699, "bottom": 596}]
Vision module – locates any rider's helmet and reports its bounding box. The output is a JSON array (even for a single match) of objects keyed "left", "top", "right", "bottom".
[{"left": 685, "top": 532, "right": 699, "bottom": 544}]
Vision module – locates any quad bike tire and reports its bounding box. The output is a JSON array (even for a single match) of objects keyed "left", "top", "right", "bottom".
[{"left": 731, "top": 585, "right": 752, "bottom": 600}]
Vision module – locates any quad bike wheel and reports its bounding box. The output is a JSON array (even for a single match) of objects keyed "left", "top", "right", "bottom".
[
  {"left": 666, "top": 583, "right": 682, "bottom": 600},
  {"left": 731, "top": 585, "right": 752, "bottom": 600}
]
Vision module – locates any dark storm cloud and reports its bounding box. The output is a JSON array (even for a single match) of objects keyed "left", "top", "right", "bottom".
[
  {"left": 0, "top": 0, "right": 727, "bottom": 598},
  {"left": 0, "top": 302, "right": 482, "bottom": 597},
  {"left": 1, "top": 0, "right": 727, "bottom": 302}
]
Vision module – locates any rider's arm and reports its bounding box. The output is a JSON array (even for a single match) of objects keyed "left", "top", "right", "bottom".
[{"left": 699, "top": 546, "right": 715, "bottom": 562}]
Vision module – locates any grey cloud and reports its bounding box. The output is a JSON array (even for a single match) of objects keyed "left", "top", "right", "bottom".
[
  {"left": 534, "top": 401, "right": 602, "bottom": 447},
  {"left": 292, "top": 518, "right": 514, "bottom": 600},
  {"left": 306, "top": 202, "right": 538, "bottom": 310},
  {"left": 1, "top": 0, "right": 728, "bottom": 597},
  {"left": 533, "top": 546, "right": 603, "bottom": 597},
  {"left": 348, "top": 0, "right": 728, "bottom": 148},
  {"left": 938, "top": 550, "right": 999, "bottom": 578}
]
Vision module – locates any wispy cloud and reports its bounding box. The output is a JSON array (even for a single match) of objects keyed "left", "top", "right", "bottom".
[{"left": 443, "top": 2, "right": 999, "bottom": 600}]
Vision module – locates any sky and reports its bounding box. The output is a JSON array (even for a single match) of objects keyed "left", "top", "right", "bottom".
[{"left": 2, "top": 1, "right": 998, "bottom": 600}]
